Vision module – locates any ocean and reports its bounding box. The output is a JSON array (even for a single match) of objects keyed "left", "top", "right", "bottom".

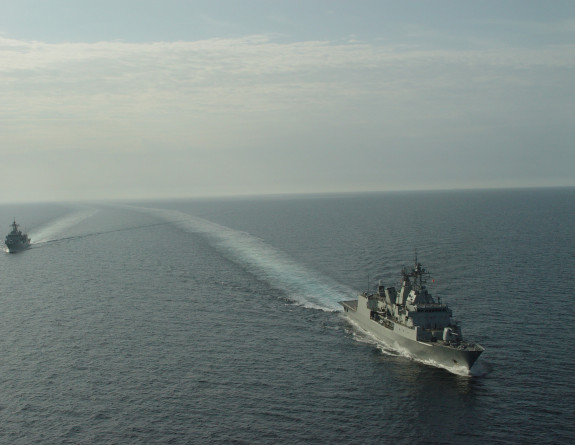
[{"left": 0, "top": 188, "right": 573, "bottom": 444}]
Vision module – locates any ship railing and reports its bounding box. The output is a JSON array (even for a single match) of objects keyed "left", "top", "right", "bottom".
[
  {"left": 372, "top": 313, "right": 394, "bottom": 330},
  {"left": 414, "top": 303, "right": 448, "bottom": 312}
]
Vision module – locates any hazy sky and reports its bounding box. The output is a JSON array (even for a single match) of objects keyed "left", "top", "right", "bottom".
[{"left": 1, "top": 0, "right": 573, "bottom": 203}]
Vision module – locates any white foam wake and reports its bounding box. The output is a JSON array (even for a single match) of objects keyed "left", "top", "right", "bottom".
[
  {"left": 129, "top": 206, "right": 354, "bottom": 312},
  {"left": 31, "top": 209, "right": 99, "bottom": 243}
]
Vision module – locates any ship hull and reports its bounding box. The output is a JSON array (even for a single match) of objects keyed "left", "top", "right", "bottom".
[
  {"left": 5, "top": 240, "right": 30, "bottom": 253},
  {"left": 342, "top": 302, "right": 482, "bottom": 372}
]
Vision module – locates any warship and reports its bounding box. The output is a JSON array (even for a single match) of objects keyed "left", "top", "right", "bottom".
[
  {"left": 5, "top": 219, "right": 31, "bottom": 253},
  {"left": 340, "top": 256, "right": 484, "bottom": 372}
]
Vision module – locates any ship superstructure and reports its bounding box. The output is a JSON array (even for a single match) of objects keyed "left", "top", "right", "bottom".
[{"left": 340, "top": 256, "right": 484, "bottom": 372}]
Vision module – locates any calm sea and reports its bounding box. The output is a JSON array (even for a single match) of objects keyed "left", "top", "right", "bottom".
[{"left": 0, "top": 188, "right": 573, "bottom": 444}]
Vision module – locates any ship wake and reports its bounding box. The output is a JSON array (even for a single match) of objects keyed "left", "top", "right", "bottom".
[
  {"left": 30, "top": 209, "right": 99, "bottom": 244},
  {"left": 128, "top": 206, "right": 354, "bottom": 312}
]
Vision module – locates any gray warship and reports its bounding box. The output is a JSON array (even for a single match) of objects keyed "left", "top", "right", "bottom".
[
  {"left": 340, "top": 257, "right": 484, "bottom": 372},
  {"left": 5, "top": 219, "right": 31, "bottom": 253}
]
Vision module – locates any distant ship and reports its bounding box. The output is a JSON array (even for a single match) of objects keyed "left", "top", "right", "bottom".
[
  {"left": 5, "top": 219, "right": 31, "bottom": 253},
  {"left": 340, "top": 256, "right": 484, "bottom": 372}
]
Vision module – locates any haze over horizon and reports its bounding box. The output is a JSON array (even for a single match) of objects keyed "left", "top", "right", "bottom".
[{"left": 1, "top": 1, "right": 573, "bottom": 204}]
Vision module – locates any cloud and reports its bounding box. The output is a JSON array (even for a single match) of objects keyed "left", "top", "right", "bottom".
[
  {"left": 486, "top": 18, "right": 575, "bottom": 37},
  {"left": 1, "top": 33, "right": 571, "bottom": 87},
  {"left": 0, "top": 33, "right": 573, "bottom": 200},
  {"left": 1, "top": 34, "right": 570, "bottom": 128}
]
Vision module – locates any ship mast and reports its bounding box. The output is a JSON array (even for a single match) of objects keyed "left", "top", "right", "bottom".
[{"left": 411, "top": 249, "right": 428, "bottom": 292}]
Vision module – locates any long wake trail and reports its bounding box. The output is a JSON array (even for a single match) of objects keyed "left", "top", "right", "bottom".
[
  {"left": 30, "top": 209, "right": 99, "bottom": 244},
  {"left": 130, "top": 206, "right": 354, "bottom": 312}
]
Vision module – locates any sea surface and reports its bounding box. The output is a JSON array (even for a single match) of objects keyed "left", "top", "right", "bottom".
[{"left": 0, "top": 188, "right": 573, "bottom": 444}]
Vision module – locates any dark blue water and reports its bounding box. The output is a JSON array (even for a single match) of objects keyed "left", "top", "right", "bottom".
[{"left": 0, "top": 189, "right": 573, "bottom": 444}]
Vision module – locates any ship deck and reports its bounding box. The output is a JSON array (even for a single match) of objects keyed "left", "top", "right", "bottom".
[{"left": 339, "top": 300, "right": 357, "bottom": 311}]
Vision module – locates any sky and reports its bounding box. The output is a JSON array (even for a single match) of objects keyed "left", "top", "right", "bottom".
[{"left": 0, "top": 0, "right": 574, "bottom": 203}]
